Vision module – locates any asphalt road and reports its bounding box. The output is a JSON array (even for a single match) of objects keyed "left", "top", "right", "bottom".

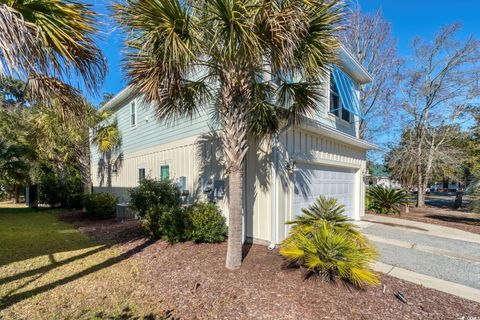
[{"left": 361, "top": 223, "right": 480, "bottom": 290}]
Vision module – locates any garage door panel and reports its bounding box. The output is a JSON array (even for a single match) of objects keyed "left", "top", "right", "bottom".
[{"left": 294, "top": 163, "right": 356, "bottom": 218}]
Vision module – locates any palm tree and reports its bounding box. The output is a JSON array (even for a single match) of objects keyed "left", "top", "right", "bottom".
[
  {"left": 115, "top": 0, "right": 344, "bottom": 269},
  {"left": 92, "top": 120, "right": 122, "bottom": 189},
  {"left": 0, "top": 0, "right": 106, "bottom": 96}
]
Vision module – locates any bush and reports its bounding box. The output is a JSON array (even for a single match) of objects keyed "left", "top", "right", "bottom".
[
  {"left": 280, "top": 195, "right": 379, "bottom": 287},
  {"left": 84, "top": 192, "right": 118, "bottom": 219},
  {"left": 366, "top": 185, "right": 409, "bottom": 214},
  {"left": 280, "top": 222, "right": 379, "bottom": 287},
  {"left": 129, "top": 179, "right": 181, "bottom": 218},
  {"left": 67, "top": 192, "right": 85, "bottom": 210},
  {"left": 143, "top": 205, "right": 191, "bottom": 243},
  {"left": 189, "top": 202, "right": 227, "bottom": 243}
]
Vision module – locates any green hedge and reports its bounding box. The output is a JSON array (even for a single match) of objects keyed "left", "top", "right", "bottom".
[{"left": 84, "top": 192, "right": 118, "bottom": 219}]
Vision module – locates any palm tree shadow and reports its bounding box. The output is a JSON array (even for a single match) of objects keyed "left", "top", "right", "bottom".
[{"left": 0, "top": 239, "right": 155, "bottom": 310}]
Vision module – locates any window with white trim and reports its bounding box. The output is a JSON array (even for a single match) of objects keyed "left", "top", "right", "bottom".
[{"left": 130, "top": 101, "right": 136, "bottom": 127}]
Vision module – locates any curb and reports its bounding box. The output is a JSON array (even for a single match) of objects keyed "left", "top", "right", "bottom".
[{"left": 373, "top": 261, "right": 480, "bottom": 303}]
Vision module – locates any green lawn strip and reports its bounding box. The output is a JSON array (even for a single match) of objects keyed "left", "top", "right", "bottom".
[{"left": 0, "top": 206, "right": 158, "bottom": 319}]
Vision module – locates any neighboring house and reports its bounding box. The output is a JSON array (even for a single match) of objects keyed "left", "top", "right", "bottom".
[
  {"left": 90, "top": 46, "right": 376, "bottom": 245},
  {"left": 430, "top": 181, "right": 460, "bottom": 192},
  {"left": 367, "top": 164, "right": 402, "bottom": 189}
]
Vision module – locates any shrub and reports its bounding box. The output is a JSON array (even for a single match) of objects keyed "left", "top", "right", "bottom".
[
  {"left": 280, "top": 195, "right": 379, "bottom": 287},
  {"left": 143, "top": 205, "right": 191, "bottom": 243},
  {"left": 189, "top": 202, "right": 227, "bottom": 243},
  {"left": 67, "top": 192, "right": 85, "bottom": 210},
  {"left": 366, "top": 185, "right": 409, "bottom": 214},
  {"left": 280, "top": 222, "right": 379, "bottom": 287},
  {"left": 129, "top": 179, "right": 181, "bottom": 218},
  {"left": 84, "top": 192, "right": 118, "bottom": 219}
]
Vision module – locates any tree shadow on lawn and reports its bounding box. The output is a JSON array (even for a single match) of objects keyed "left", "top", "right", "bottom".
[
  {"left": 425, "top": 214, "right": 480, "bottom": 227},
  {"left": 0, "top": 207, "right": 100, "bottom": 266},
  {"left": 0, "top": 238, "right": 155, "bottom": 310}
]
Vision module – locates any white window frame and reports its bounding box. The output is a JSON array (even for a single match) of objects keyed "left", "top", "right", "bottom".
[{"left": 130, "top": 101, "right": 137, "bottom": 127}]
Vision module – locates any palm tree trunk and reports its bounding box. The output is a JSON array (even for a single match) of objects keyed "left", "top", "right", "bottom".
[
  {"left": 77, "top": 140, "right": 92, "bottom": 195},
  {"left": 226, "top": 169, "right": 244, "bottom": 269},
  {"left": 221, "top": 69, "right": 250, "bottom": 270}
]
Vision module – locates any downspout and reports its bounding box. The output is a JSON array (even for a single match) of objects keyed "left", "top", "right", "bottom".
[{"left": 268, "top": 134, "right": 278, "bottom": 250}]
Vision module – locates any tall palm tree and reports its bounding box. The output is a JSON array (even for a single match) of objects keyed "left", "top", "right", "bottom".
[
  {"left": 0, "top": 0, "right": 106, "bottom": 95},
  {"left": 115, "top": 0, "right": 344, "bottom": 269},
  {"left": 91, "top": 120, "right": 122, "bottom": 188}
]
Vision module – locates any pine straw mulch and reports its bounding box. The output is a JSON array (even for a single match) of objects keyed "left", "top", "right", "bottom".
[{"left": 56, "top": 211, "right": 480, "bottom": 320}]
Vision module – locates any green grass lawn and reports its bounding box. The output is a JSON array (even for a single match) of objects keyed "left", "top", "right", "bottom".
[{"left": 0, "top": 204, "right": 158, "bottom": 319}]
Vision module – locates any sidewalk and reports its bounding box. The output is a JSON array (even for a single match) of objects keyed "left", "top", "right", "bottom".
[
  {"left": 359, "top": 214, "right": 480, "bottom": 303},
  {"left": 361, "top": 213, "right": 480, "bottom": 244}
]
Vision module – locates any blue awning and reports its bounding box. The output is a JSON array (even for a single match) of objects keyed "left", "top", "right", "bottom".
[{"left": 332, "top": 67, "right": 365, "bottom": 120}]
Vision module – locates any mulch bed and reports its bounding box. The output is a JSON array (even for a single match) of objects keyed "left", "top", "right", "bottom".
[
  {"left": 390, "top": 206, "right": 480, "bottom": 235},
  {"left": 60, "top": 211, "right": 480, "bottom": 320}
]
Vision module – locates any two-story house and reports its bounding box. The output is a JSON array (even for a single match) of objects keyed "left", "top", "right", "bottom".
[{"left": 91, "top": 46, "right": 376, "bottom": 246}]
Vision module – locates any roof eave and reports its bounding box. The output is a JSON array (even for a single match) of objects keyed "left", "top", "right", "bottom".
[
  {"left": 298, "top": 117, "right": 379, "bottom": 150},
  {"left": 337, "top": 46, "right": 373, "bottom": 85},
  {"left": 98, "top": 86, "right": 135, "bottom": 112}
]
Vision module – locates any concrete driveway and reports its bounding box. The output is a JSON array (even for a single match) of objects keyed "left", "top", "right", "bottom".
[{"left": 358, "top": 215, "right": 480, "bottom": 302}]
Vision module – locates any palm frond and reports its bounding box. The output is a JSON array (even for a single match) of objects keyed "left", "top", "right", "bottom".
[
  {"left": 1, "top": 0, "right": 106, "bottom": 92},
  {"left": 276, "top": 81, "right": 323, "bottom": 124}
]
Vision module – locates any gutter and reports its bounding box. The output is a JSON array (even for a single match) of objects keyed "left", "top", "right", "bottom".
[{"left": 99, "top": 86, "right": 135, "bottom": 112}]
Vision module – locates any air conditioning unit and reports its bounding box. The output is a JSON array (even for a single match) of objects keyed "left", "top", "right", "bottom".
[{"left": 116, "top": 203, "right": 137, "bottom": 222}]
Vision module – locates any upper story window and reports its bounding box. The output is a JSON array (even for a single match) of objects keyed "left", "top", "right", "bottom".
[
  {"left": 130, "top": 101, "right": 136, "bottom": 127},
  {"left": 330, "top": 73, "right": 352, "bottom": 123}
]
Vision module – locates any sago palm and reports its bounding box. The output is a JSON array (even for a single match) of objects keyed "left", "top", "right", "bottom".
[
  {"left": 280, "top": 222, "right": 379, "bottom": 287},
  {"left": 114, "top": 0, "right": 344, "bottom": 269},
  {"left": 366, "top": 185, "right": 409, "bottom": 215},
  {"left": 0, "top": 0, "right": 106, "bottom": 94},
  {"left": 287, "top": 195, "right": 362, "bottom": 240}
]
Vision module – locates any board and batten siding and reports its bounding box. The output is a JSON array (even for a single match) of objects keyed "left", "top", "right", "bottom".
[
  {"left": 272, "top": 127, "right": 367, "bottom": 243},
  {"left": 91, "top": 96, "right": 211, "bottom": 164}
]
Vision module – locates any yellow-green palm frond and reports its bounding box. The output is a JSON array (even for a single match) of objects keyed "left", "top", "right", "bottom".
[{"left": 280, "top": 221, "right": 379, "bottom": 288}]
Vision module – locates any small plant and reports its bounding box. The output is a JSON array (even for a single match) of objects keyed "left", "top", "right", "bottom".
[
  {"left": 129, "top": 178, "right": 181, "bottom": 218},
  {"left": 287, "top": 195, "right": 362, "bottom": 241},
  {"left": 280, "top": 222, "right": 379, "bottom": 287},
  {"left": 189, "top": 202, "right": 227, "bottom": 243},
  {"left": 143, "top": 206, "right": 163, "bottom": 239},
  {"left": 280, "top": 195, "right": 379, "bottom": 287},
  {"left": 366, "top": 185, "right": 409, "bottom": 215},
  {"left": 84, "top": 192, "right": 118, "bottom": 219}
]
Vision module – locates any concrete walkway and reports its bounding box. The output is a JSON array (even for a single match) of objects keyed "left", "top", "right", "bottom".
[{"left": 359, "top": 215, "right": 480, "bottom": 303}]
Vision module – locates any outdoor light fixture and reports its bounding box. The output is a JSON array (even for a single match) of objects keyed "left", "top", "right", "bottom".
[{"left": 285, "top": 160, "right": 296, "bottom": 172}]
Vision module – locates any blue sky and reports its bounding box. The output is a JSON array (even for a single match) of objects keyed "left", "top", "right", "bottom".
[{"left": 87, "top": 0, "right": 480, "bottom": 106}]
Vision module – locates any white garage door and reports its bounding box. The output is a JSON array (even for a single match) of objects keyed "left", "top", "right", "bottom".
[{"left": 293, "top": 163, "right": 356, "bottom": 219}]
